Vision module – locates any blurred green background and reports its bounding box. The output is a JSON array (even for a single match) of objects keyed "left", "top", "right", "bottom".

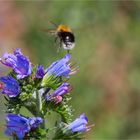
[{"left": 0, "top": 0, "right": 140, "bottom": 139}]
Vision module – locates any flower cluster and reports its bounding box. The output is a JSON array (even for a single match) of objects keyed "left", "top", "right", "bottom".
[{"left": 0, "top": 48, "right": 94, "bottom": 139}]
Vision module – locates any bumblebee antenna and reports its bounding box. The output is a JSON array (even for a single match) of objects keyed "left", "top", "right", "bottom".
[
  {"left": 41, "top": 21, "right": 57, "bottom": 33},
  {"left": 49, "top": 21, "right": 58, "bottom": 27}
]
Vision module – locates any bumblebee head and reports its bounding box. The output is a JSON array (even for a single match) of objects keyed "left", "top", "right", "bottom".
[{"left": 57, "top": 25, "right": 72, "bottom": 32}]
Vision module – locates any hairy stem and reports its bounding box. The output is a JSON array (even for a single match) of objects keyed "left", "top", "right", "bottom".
[
  {"left": 36, "top": 90, "right": 45, "bottom": 129},
  {"left": 36, "top": 90, "right": 42, "bottom": 114}
]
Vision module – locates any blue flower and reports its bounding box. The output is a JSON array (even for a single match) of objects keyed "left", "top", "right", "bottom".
[
  {"left": 5, "top": 114, "right": 43, "bottom": 139},
  {"left": 46, "top": 54, "right": 71, "bottom": 77},
  {"left": 42, "top": 54, "right": 77, "bottom": 87},
  {"left": 46, "top": 83, "right": 72, "bottom": 103},
  {"left": 0, "top": 48, "right": 32, "bottom": 79},
  {"left": 29, "top": 117, "right": 43, "bottom": 129},
  {"left": 67, "top": 114, "right": 92, "bottom": 132},
  {"left": 0, "top": 76, "right": 20, "bottom": 97},
  {"left": 36, "top": 65, "right": 45, "bottom": 79},
  {"left": 5, "top": 114, "right": 30, "bottom": 139}
]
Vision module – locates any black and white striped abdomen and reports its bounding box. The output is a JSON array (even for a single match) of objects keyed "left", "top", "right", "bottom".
[{"left": 58, "top": 32, "right": 75, "bottom": 50}]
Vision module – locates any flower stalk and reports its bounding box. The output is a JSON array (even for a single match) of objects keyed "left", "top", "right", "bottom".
[{"left": 36, "top": 90, "right": 46, "bottom": 130}]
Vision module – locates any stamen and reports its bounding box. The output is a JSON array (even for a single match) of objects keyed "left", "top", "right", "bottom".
[
  {"left": 67, "top": 86, "right": 73, "bottom": 92},
  {"left": 71, "top": 66, "right": 79, "bottom": 71},
  {"left": 86, "top": 124, "right": 95, "bottom": 131},
  {"left": 68, "top": 62, "right": 77, "bottom": 69},
  {"left": 69, "top": 68, "right": 79, "bottom": 75}
]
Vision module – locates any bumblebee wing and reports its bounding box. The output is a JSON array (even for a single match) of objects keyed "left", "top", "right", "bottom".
[
  {"left": 41, "top": 29, "right": 56, "bottom": 35},
  {"left": 42, "top": 29, "right": 56, "bottom": 33}
]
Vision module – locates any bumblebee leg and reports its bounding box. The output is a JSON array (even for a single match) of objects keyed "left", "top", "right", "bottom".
[
  {"left": 54, "top": 37, "right": 58, "bottom": 43},
  {"left": 57, "top": 40, "right": 62, "bottom": 53},
  {"left": 66, "top": 44, "right": 71, "bottom": 54},
  {"left": 67, "top": 50, "right": 70, "bottom": 54}
]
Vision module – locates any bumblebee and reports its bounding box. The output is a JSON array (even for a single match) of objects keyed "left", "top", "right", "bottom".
[
  {"left": 56, "top": 25, "right": 75, "bottom": 51},
  {"left": 46, "top": 24, "right": 75, "bottom": 52}
]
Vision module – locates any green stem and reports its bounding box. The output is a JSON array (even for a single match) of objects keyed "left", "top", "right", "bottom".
[
  {"left": 36, "top": 90, "right": 45, "bottom": 129},
  {"left": 36, "top": 90, "right": 42, "bottom": 114}
]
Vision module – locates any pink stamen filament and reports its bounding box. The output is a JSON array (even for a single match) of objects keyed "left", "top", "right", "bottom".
[{"left": 86, "top": 124, "right": 95, "bottom": 131}]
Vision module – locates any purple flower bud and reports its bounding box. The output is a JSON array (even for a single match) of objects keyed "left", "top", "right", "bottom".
[
  {"left": 53, "top": 83, "right": 72, "bottom": 96},
  {"left": 29, "top": 117, "right": 43, "bottom": 129},
  {"left": 0, "top": 76, "right": 20, "bottom": 97},
  {"left": 46, "top": 83, "right": 72, "bottom": 103},
  {"left": 0, "top": 48, "right": 32, "bottom": 79},
  {"left": 67, "top": 114, "right": 93, "bottom": 133},
  {"left": 52, "top": 95, "right": 63, "bottom": 104},
  {"left": 5, "top": 114, "right": 43, "bottom": 139},
  {"left": 36, "top": 65, "right": 45, "bottom": 79}
]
